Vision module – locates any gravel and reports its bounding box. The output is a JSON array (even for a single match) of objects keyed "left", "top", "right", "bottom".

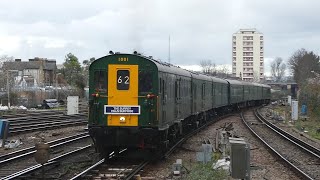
[
  {"left": 259, "top": 107, "right": 320, "bottom": 150},
  {"left": 141, "top": 114, "right": 301, "bottom": 180},
  {"left": 0, "top": 125, "right": 88, "bottom": 155}
]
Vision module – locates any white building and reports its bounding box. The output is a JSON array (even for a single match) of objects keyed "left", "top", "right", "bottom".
[{"left": 232, "top": 29, "right": 264, "bottom": 81}]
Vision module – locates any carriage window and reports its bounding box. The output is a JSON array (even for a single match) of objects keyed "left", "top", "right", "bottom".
[
  {"left": 175, "top": 81, "right": 178, "bottom": 99},
  {"left": 159, "top": 78, "right": 162, "bottom": 93},
  {"left": 117, "top": 70, "right": 130, "bottom": 90},
  {"left": 94, "top": 70, "right": 107, "bottom": 91},
  {"left": 202, "top": 83, "right": 205, "bottom": 99},
  {"left": 139, "top": 72, "right": 153, "bottom": 92}
]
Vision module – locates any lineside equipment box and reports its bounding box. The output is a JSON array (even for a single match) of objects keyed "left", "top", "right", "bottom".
[
  {"left": 229, "top": 138, "right": 250, "bottom": 180},
  {"left": 67, "top": 96, "right": 79, "bottom": 115}
]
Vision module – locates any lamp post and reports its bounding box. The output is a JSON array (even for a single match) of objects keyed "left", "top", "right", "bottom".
[{"left": 7, "top": 70, "right": 18, "bottom": 109}]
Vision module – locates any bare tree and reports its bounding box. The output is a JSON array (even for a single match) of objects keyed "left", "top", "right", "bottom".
[
  {"left": 216, "top": 65, "right": 230, "bottom": 78},
  {"left": 252, "top": 71, "right": 260, "bottom": 82},
  {"left": 270, "top": 57, "right": 286, "bottom": 82},
  {"left": 0, "top": 55, "right": 14, "bottom": 90},
  {"left": 0, "top": 55, "right": 14, "bottom": 68},
  {"left": 200, "top": 60, "right": 216, "bottom": 75}
]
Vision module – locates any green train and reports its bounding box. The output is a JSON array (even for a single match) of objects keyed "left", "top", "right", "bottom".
[{"left": 88, "top": 52, "right": 270, "bottom": 156}]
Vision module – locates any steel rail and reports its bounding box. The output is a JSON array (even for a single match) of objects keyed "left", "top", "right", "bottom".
[
  {"left": 6, "top": 113, "right": 84, "bottom": 120},
  {"left": 241, "top": 111, "right": 314, "bottom": 180},
  {"left": 0, "top": 133, "right": 89, "bottom": 166},
  {"left": 1, "top": 145, "right": 92, "bottom": 180},
  {"left": 256, "top": 109, "right": 320, "bottom": 157},
  {"left": 70, "top": 158, "right": 105, "bottom": 180},
  {"left": 70, "top": 114, "right": 235, "bottom": 179},
  {"left": 9, "top": 118, "right": 86, "bottom": 127},
  {"left": 9, "top": 121, "right": 87, "bottom": 134},
  {"left": 164, "top": 114, "right": 233, "bottom": 158},
  {"left": 124, "top": 160, "right": 149, "bottom": 180}
]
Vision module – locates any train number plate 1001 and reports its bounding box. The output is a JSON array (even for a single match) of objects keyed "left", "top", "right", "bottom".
[{"left": 104, "top": 105, "right": 140, "bottom": 115}]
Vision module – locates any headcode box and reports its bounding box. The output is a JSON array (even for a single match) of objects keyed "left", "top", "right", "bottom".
[{"left": 104, "top": 105, "right": 140, "bottom": 115}]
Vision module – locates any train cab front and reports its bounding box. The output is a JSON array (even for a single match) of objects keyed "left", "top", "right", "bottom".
[{"left": 88, "top": 54, "right": 159, "bottom": 153}]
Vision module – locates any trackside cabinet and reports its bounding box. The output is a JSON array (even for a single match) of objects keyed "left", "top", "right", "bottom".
[
  {"left": 229, "top": 138, "right": 250, "bottom": 180},
  {"left": 67, "top": 96, "right": 79, "bottom": 115}
]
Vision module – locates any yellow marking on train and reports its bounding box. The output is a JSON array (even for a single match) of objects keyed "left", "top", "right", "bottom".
[
  {"left": 107, "top": 64, "right": 138, "bottom": 126},
  {"left": 118, "top": 57, "right": 129, "bottom": 62}
]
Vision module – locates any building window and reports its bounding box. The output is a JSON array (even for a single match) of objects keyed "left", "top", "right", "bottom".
[
  {"left": 244, "top": 57, "right": 253, "bottom": 61},
  {"left": 233, "top": 57, "right": 236, "bottom": 61},
  {"left": 243, "top": 36, "right": 253, "bottom": 40},
  {"left": 260, "top": 47, "right": 263, "bottom": 51},
  {"left": 260, "top": 57, "right": 263, "bottom": 61},
  {"left": 260, "top": 52, "right": 264, "bottom": 56},
  {"left": 233, "top": 52, "right": 236, "bottom": 56},
  {"left": 243, "top": 47, "right": 253, "bottom": 51},
  {"left": 243, "top": 41, "right": 253, "bottom": 46},
  {"left": 260, "top": 41, "right": 263, "bottom": 46},
  {"left": 233, "top": 42, "right": 236, "bottom": 46},
  {"left": 260, "top": 36, "right": 263, "bottom": 40},
  {"left": 260, "top": 62, "right": 263, "bottom": 66},
  {"left": 243, "top": 52, "right": 253, "bottom": 56},
  {"left": 233, "top": 36, "right": 236, "bottom": 40},
  {"left": 233, "top": 47, "right": 236, "bottom": 51}
]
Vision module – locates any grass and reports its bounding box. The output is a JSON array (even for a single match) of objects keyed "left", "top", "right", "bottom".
[
  {"left": 271, "top": 105, "right": 320, "bottom": 140},
  {"left": 181, "top": 152, "right": 228, "bottom": 180},
  {"left": 294, "top": 119, "right": 320, "bottom": 140},
  {"left": 185, "top": 162, "right": 228, "bottom": 180}
]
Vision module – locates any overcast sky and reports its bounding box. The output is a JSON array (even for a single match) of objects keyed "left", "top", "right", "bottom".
[{"left": 1, "top": 0, "right": 320, "bottom": 75}]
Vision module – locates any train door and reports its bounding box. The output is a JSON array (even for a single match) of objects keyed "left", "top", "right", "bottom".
[
  {"left": 160, "top": 73, "right": 167, "bottom": 124},
  {"left": 174, "top": 77, "right": 181, "bottom": 119},
  {"left": 212, "top": 82, "right": 215, "bottom": 108},
  {"left": 201, "top": 82, "right": 205, "bottom": 110},
  {"left": 191, "top": 79, "right": 196, "bottom": 114},
  {"left": 106, "top": 65, "right": 139, "bottom": 126}
]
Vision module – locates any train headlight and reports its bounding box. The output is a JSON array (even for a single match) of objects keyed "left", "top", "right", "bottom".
[
  {"left": 146, "top": 94, "right": 156, "bottom": 99},
  {"left": 91, "top": 93, "right": 99, "bottom": 97}
]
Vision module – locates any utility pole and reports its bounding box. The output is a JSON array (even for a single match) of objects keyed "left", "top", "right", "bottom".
[
  {"left": 7, "top": 71, "right": 10, "bottom": 109},
  {"left": 7, "top": 70, "right": 18, "bottom": 109},
  {"left": 168, "top": 36, "right": 171, "bottom": 63},
  {"left": 56, "top": 73, "right": 61, "bottom": 100}
]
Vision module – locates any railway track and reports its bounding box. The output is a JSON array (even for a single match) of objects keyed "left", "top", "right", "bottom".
[
  {"left": 70, "top": 114, "right": 234, "bottom": 179},
  {"left": 0, "top": 100, "right": 88, "bottom": 120},
  {"left": 4, "top": 113, "right": 87, "bottom": 135},
  {"left": 241, "top": 109, "right": 320, "bottom": 180},
  {"left": 0, "top": 110, "right": 65, "bottom": 119},
  {"left": 0, "top": 132, "right": 91, "bottom": 179},
  {"left": 71, "top": 155, "right": 148, "bottom": 180}
]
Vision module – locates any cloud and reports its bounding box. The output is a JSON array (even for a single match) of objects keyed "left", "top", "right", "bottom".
[{"left": 0, "top": 0, "right": 319, "bottom": 80}]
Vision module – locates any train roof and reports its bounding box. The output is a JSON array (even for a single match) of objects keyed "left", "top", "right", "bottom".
[
  {"left": 135, "top": 54, "right": 228, "bottom": 83},
  {"left": 251, "top": 82, "right": 271, "bottom": 88},
  {"left": 226, "top": 79, "right": 245, "bottom": 85},
  {"left": 93, "top": 53, "right": 228, "bottom": 84},
  {"left": 211, "top": 76, "right": 229, "bottom": 84}
]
